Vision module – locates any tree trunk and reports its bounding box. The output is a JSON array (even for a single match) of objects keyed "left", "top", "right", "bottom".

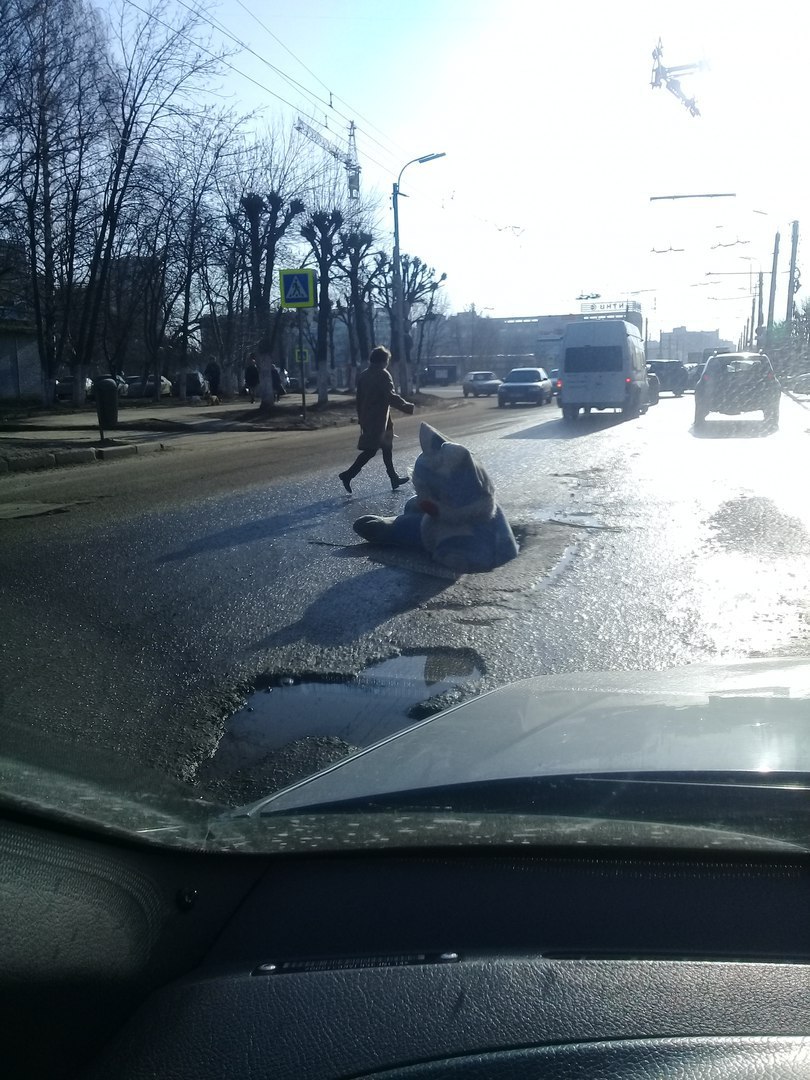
[
  {"left": 256, "top": 352, "right": 272, "bottom": 409},
  {"left": 315, "top": 270, "right": 330, "bottom": 406}
]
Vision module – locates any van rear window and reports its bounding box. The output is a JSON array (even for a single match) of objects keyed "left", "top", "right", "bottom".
[
  {"left": 565, "top": 352, "right": 626, "bottom": 378},
  {"left": 565, "top": 346, "right": 623, "bottom": 373}
]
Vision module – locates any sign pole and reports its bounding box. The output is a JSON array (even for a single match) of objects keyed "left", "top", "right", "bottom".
[
  {"left": 297, "top": 310, "right": 306, "bottom": 420},
  {"left": 279, "top": 267, "right": 316, "bottom": 420}
]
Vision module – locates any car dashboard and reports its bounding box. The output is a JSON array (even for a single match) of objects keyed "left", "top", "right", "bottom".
[{"left": 3, "top": 809, "right": 810, "bottom": 1080}]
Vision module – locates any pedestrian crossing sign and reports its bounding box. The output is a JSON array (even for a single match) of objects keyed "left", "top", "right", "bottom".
[{"left": 280, "top": 269, "right": 316, "bottom": 308}]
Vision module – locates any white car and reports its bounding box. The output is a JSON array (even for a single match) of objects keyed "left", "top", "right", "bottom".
[{"left": 462, "top": 371, "right": 502, "bottom": 397}]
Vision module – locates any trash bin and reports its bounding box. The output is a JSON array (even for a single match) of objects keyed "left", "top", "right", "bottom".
[{"left": 94, "top": 375, "right": 119, "bottom": 433}]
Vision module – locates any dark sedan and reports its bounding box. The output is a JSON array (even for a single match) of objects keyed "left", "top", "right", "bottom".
[
  {"left": 497, "top": 367, "right": 553, "bottom": 407},
  {"left": 647, "top": 359, "right": 688, "bottom": 396}
]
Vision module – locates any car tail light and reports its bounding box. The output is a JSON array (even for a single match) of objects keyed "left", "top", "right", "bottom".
[
  {"left": 555, "top": 379, "right": 562, "bottom": 389},
  {"left": 625, "top": 377, "right": 632, "bottom": 384}
]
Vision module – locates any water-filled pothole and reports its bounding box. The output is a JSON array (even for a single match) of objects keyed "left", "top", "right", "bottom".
[{"left": 206, "top": 650, "right": 484, "bottom": 778}]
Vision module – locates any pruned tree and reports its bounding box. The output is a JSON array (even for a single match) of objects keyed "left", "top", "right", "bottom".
[
  {"left": 336, "top": 226, "right": 386, "bottom": 386},
  {"left": 301, "top": 208, "right": 344, "bottom": 405}
]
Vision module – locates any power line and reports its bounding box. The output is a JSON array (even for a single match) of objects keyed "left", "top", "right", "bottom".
[
  {"left": 121, "top": 0, "right": 397, "bottom": 179},
  {"left": 119, "top": 1, "right": 519, "bottom": 252},
  {"left": 173, "top": 0, "right": 332, "bottom": 121},
  {"left": 122, "top": 0, "right": 304, "bottom": 114},
  {"left": 173, "top": 0, "right": 403, "bottom": 167},
  {"left": 233, "top": 0, "right": 404, "bottom": 158}
]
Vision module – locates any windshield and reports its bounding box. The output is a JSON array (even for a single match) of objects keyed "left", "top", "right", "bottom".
[
  {"left": 2, "top": 0, "right": 810, "bottom": 857},
  {"left": 505, "top": 369, "right": 541, "bottom": 382}
]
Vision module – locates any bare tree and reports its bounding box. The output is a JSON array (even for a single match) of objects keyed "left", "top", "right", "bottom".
[
  {"left": 300, "top": 208, "right": 344, "bottom": 405},
  {"left": 0, "top": 0, "right": 108, "bottom": 401},
  {"left": 71, "top": 0, "right": 223, "bottom": 387},
  {"left": 336, "top": 227, "right": 384, "bottom": 380}
]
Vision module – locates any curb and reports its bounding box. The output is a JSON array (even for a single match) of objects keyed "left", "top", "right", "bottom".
[
  {"left": 8, "top": 452, "right": 57, "bottom": 472},
  {"left": 96, "top": 444, "right": 138, "bottom": 461},
  {"left": 53, "top": 448, "right": 98, "bottom": 467},
  {"left": 0, "top": 442, "right": 142, "bottom": 477}
]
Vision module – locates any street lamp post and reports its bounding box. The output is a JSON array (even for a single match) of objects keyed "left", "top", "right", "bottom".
[{"left": 392, "top": 152, "right": 445, "bottom": 393}]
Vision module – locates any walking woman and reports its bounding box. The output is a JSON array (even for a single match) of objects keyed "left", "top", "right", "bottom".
[{"left": 339, "top": 346, "right": 415, "bottom": 493}]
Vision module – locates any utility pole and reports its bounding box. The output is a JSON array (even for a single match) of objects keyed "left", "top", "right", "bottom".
[
  {"left": 767, "top": 231, "right": 780, "bottom": 333},
  {"left": 757, "top": 272, "right": 764, "bottom": 344},
  {"left": 392, "top": 179, "right": 406, "bottom": 394},
  {"left": 750, "top": 296, "right": 756, "bottom": 348},
  {"left": 785, "top": 220, "right": 799, "bottom": 324},
  {"left": 391, "top": 152, "right": 446, "bottom": 395}
]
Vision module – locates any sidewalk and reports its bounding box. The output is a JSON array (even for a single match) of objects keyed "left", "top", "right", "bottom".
[{"left": 0, "top": 391, "right": 455, "bottom": 475}]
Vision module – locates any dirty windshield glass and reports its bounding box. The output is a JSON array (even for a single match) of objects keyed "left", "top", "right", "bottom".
[{"left": 2, "top": 0, "right": 810, "bottom": 853}]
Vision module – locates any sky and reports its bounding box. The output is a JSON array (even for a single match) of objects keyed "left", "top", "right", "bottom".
[{"left": 162, "top": 0, "right": 809, "bottom": 341}]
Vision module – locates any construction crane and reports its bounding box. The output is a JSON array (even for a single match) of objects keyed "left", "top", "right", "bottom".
[
  {"left": 650, "top": 38, "right": 703, "bottom": 117},
  {"left": 294, "top": 118, "right": 361, "bottom": 198}
]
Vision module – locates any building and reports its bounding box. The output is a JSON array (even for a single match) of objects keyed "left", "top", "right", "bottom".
[
  {"left": 650, "top": 327, "right": 734, "bottom": 363},
  {"left": 426, "top": 306, "right": 645, "bottom": 379}
]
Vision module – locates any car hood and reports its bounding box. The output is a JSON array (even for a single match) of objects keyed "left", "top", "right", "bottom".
[{"left": 244, "top": 657, "right": 810, "bottom": 814}]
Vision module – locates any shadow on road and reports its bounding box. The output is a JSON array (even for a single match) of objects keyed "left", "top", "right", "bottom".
[
  {"left": 690, "top": 419, "right": 775, "bottom": 439},
  {"left": 250, "top": 565, "right": 450, "bottom": 649},
  {"left": 157, "top": 496, "right": 350, "bottom": 563},
  {"left": 504, "top": 413, "right": 624, "bottom": 440}
]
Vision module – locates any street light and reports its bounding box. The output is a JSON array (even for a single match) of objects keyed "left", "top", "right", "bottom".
[{"left": 392, "top": 152, "right": 446, "bottom": 392}]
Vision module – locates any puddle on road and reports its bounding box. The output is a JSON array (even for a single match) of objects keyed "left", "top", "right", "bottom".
[{"left": 205, "top": 650, "right": 484, "bottom": 778}]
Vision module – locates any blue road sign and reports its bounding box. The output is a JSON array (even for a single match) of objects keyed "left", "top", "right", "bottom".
[{"left": 279, "top": 269, "right": 316, "bottom": 308}]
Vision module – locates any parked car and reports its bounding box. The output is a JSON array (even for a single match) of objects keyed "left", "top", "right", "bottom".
[
  {"left": 171, "top": 371, "right": 209, "bottom": 397},
  {"left": 694, "top": 351, "right": 781, "bottom": 429},
  {"left": 125, "top": 375, "right": 172, "bottom": 398},
  {"left": 54, "top": 376, "right": 93, "bottom": 401},
  {"left": 462, "top": 371, "right": 502, "bottom": 397},
  {"left": 647, "top": 359, "right": 688, "bottom": 396},
  {"left": 548, "top": 368, "right": 560, "bottom": 395},
  {"left": 86, "top": 373, "right": 128, "bottom": 399}
]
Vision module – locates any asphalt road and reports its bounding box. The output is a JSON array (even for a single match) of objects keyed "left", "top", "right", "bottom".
[{"left": 2, "top": 392, "right": 809, "bottom": 802}]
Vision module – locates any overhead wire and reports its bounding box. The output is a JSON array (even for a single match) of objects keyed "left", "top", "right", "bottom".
[
  {"left": 122, "top": 0, "right": 529, "bottom": 259},
  {"left": 121, "top": 0, "right": 397, "bottom": 178},
  {"left": 122, "top": 0, "right": 307, "bottom": 115},
  {"left": 232, "top": 0, "right": 405, "bottom": 158},
  {"left": 172, "top": 0, "right": 403, "bottom": 167}
]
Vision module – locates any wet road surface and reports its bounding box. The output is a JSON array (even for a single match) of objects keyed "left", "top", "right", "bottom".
[{"left": 2, "top": 394, "right": 809, "bottom": 799}]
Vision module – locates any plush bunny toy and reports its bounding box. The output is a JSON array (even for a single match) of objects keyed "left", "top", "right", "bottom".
[{"left": 352, "top": 422, "right": 519, "bottom": 573}]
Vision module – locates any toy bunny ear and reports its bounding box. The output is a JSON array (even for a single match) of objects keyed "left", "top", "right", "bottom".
[{"left": 419, "top": 422, "right": 447, "bottom": 454}]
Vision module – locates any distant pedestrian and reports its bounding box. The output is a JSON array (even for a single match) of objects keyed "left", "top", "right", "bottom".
[
  {"left": 244, "top": 355, "right": 260, "bottom": 404},
  {"left": 339, "top": 345, "right": 414, "bottom": 493},
  {"left": 271, "top": 363, "right": 286, "bottom": 402},
  {"left": 205, "top": 358, "right": 221, "bottom": 396}
]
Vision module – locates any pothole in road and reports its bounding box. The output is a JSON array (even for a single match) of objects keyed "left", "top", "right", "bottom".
[{"left": 203, "top": 649, "right": 484, "bottom": 781}]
